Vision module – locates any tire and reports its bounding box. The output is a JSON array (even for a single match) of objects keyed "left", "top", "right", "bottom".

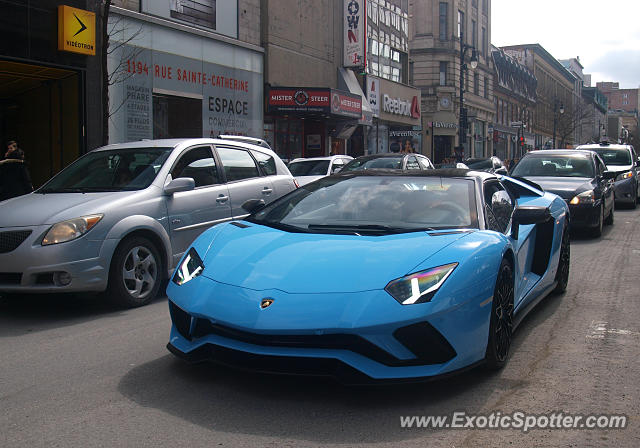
[
  {"left": 592, "top": 204, "right": 604, "bottom": 238},
  {"left": 553, "top": 227, "right": 570, "bottom": 294},
  {"left": 485, "top": 259, "right": 515, "bottom": 370},
  {"left": 107, "top": 236, "right": 163, "bottom": 308},
  {"left": 604, "top": 203, "right": 614, "bottom": 225}
]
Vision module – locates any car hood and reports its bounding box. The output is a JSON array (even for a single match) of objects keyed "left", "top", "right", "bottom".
[
  {"left": 201, "top": 223, "right": 470, "bottom": 293},
  {"left": 522, "top": 176, "right": 594, "bottom": 200},
  {"left": 0, "top": 191, "right": 144, "bottom": 227}
]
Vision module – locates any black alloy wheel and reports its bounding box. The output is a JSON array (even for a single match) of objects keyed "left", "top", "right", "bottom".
[
  {"left": 553, "top": 227, "right": 570, "bottom": 294},
  {"left": 485, "top": 259, "right": 514, "bottom": 370}
]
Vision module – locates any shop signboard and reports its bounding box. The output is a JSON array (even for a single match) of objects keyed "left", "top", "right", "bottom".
[
  {"left": 366, "top": 77, "right": 380, "bottom": 117},
  {"left": 343, "top": 0, "right": 366, "bottom": 67},
  {"left": 267, "top": 87, "right": 362, "bottom": 119},
  {"left": 58, "top": 5, "right": 96, "bottom": 56}
]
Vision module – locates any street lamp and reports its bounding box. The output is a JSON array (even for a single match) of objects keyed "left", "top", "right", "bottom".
[
  {"left": 552, "top": 99, "right": 564, "bottom": 148},
  {"left": 456, "top": 32, "right": 477, "bottom": 162}
]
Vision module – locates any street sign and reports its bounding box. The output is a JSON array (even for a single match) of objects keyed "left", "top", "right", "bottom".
[{"left": 509, "top": 121, "right": 523, "bottom": 127}]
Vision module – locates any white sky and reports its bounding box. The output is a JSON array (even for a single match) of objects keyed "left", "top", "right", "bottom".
[{"left": 491, "top": 0, "right": 640, "bottom": 88}]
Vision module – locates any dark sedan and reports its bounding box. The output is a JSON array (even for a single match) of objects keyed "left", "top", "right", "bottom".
[
  {"left": 341, "top": 153, "right": 434, "bottom": 172},
  {"left": 510, "top": 150, "right": 615, "bottom": 237},
  {"left": 464, "top": 156, "right": 508, "bottom": 175}
]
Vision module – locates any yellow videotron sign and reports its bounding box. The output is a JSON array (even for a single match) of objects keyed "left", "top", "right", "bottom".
[{"left": 58, "top": 5, "right": 96, "bottom": 55}]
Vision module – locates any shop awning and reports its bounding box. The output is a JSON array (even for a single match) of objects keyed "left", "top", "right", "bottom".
[{"left": 338, "top": 67, "right": 373, "bottom": 126}]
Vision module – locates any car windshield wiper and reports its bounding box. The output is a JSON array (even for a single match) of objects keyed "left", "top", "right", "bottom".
[
  {"left": 306, "top": 224, "right": 434, "bottom": 234},
  {"left": 249, "top": 220, "right": 310, "bottom": 233}
]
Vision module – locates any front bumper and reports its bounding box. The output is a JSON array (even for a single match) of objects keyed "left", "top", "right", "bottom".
[
  {"left": 166, "top": 273, "right": 495, "bottom": 381},
  {"left": 567, "top": 201, "right": 601, "bottom": 229},
  {"left": 614, "top": 177, "right": 636, "bottom": 204},
  {"left": 0, "top": 225, "right": 117, "bottom": 293}
]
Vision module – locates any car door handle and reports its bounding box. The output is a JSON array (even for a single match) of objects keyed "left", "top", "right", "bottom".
[
  {"left": 216, "top": 195, "right": 229, "bottom": 203},
  {"left": 262, "top": 187, "right": 273, "bottom": 194}
]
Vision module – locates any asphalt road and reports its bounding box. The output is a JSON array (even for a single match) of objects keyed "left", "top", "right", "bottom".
[{"left": 2, "top": 208, "right": 640, "bottom": 448}]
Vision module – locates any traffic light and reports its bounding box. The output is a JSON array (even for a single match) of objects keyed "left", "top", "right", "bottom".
[{"left": 519, "top": 136, "right": 525, "bottom": 147}]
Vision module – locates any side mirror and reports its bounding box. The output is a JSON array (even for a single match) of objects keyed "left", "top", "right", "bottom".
[
  {"left": 511, "top": 206, "right": 551, "bottom": 239},
  {"left": 603, "top": 171, "right": 617, "bottom": 180},
  {"left": 164, "top": 177, "right": 195, "bottom": 195},
  {"left": 242, "top": 198, "right": 266, "bottom": 214}
]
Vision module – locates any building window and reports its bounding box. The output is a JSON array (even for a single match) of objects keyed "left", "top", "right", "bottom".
[
  {"left": 482, "top": 0, "right": 488, "bottom": 15},
  {"left": 472, "top": 20, "right": 477, "bottom": 48},
  {"left": 439, "top": 2, "right": 448, "bottom": 41},
  {"left": 457, "top": 10, "right": 464, "bottom": 38},
  {"left": 474, "top": 73, "right": 479, "bottom": 96},
  {"left": 482, "top": 27, "right": 487, "bottom": 56},
  {"left": 440, "top": 61, "right": 447, "bottom": 86},
  {"left": 484, "top": 76, "right": 489, "bottom": 98},
  {"left": 472, "top": 0, "right": 478, "bottom": 7},
  {"left": 170, "top": 0, "right": 216, "bottom": 29}
]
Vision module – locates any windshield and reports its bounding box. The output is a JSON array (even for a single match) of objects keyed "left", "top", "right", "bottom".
[
  {"left": 342, "top": 156, "right": 404, "bottom": 171},
  {"left": 465, "top": 159, "right": 493, "bottom": 170},
  {"left": 39, "top": 148, "right": 173, "bottom": 193},
  {"left": 247, "top": 175, "right": 478, "bottom": 234},
  {"left": 510, "top": 155, "right": 594, "bottom": 178},
  {"left": 593, "top": 148, "right": 632, "bottom": 166},
  {"left": 288, "top": 160, "right": 330, "bottom": 176}
]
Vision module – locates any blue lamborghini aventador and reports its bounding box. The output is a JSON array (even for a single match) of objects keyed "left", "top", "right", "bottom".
[{"left": 166, "top": 169, "right": 570, "bottom": 383}]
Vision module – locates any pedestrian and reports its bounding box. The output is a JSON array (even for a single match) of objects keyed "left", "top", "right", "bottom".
[
  {"left": 0, "top": 144, "right": 33, "bottom": 201},
  {"left": 4, "top": 140, "right": 17, "bottom": 159}
]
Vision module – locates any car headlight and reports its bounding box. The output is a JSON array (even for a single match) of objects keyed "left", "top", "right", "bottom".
[
  {"left": 385, "top": 263, "right": 458, "bottom": 305},
  {"left": 172, "top": 247, "right": 204, "bottom": 286},
  {"left": 42, "top": 214, "right": 103, "bottom": 245},
  {"left": 616, "top": 171, "right": 633, "bottom": 181},
  {"left": 569, "top": 190, "right": 595, "bottom": 205}
]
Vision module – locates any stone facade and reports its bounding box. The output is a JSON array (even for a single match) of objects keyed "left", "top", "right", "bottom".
[
  {"left": 502, "top": 44, "right": 575, "bottom": 148},
  {"left": 409, "top": 0, "right": 494, "bottom": 162}
]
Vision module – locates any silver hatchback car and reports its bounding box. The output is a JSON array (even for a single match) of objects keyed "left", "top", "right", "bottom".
[{"left": 0, "top": 138, "right": 296, "bottom": 307}]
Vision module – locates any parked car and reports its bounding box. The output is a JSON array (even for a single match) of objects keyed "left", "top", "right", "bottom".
[
  {"left": 287, "top": 155, "right": 353, "bottom": 186},
  {"left": 0, "top": 138, "right": 296, "bottom": 307},
  {"left": 576, "top": 142, "right": 640, "bottom": 208},
  {"left": 464, "top": 156, "right": 508, "bottom": 174},
  {"left": 341, "top": 153, "right": 435, "bottom": 172},
  {"left": 510, "top": 149, "right": 615, "bottom": 237},
  {"left": 166, "top": 169, "right": 570, "bottom": 382}
]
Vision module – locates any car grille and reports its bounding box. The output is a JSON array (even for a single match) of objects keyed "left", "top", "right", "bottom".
[
  {"left": 0, "top": 230, "right": 32, "bottom": 254},
  {"left": 169, "top": 301, "right": 456, "bottom": 366}
]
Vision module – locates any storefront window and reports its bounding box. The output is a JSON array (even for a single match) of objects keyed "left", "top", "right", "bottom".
[
  {"left": 367, "top": 122, "right": 389, "bottom": 154},
  {"left": 152, "top": 93, "right": 202, "bottom": 139},
  {"left": 269, "top": 118, "right": 303, "bottom": 162}
]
